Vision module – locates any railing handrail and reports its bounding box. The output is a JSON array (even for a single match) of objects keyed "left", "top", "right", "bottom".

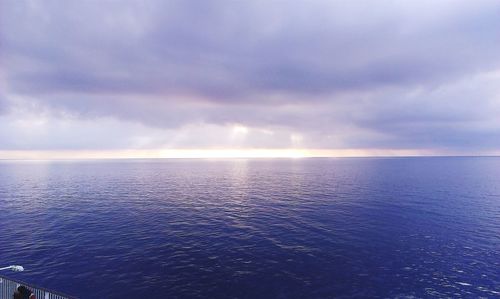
[{"left": 0, "top": 274, "right": 78, "bottom": 299}]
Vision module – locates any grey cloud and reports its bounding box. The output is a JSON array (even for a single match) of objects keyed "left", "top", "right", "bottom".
[
  {"left": 1, "top": 0, "right": 500, "bottom": 152},
  {"left": 3, "top": 0, "right": 500, "bottom": 98},
  {"left": 0, "top": 98, "right": 6, "bottom": 115}
]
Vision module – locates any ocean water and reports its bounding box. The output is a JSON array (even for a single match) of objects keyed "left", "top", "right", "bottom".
[{"left": 0, "top": 157, "right": 499, "bottom": 298}]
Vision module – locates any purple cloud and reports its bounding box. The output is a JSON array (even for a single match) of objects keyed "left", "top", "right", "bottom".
[{"left": 1, "top": 0, "right": 500, "bottom": 152}]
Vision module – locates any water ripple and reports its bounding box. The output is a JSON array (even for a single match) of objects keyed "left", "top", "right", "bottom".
[{"left": 0, "top": 158, "right": 499, "bottom": 298}]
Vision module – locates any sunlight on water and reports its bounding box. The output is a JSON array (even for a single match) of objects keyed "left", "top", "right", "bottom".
[{"left": 0, "top": 158, "right": 499, "bottom": 298}]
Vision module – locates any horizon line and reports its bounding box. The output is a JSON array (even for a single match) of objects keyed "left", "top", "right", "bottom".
[{"left": 1, "top": 149, "right": 499, "bottom": 160}]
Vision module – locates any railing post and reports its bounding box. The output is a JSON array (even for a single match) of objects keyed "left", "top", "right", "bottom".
[{"left": 45, "top": 291, "right": 50, "bottom": 299}]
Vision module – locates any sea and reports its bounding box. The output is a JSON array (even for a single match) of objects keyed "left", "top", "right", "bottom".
[{"left": 0, "top": 157, "right": 499, "bottom": 298}]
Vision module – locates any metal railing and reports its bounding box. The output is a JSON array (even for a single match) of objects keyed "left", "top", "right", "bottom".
[{"left": 0, "top": 274, "right": 76, "bottom": 299}]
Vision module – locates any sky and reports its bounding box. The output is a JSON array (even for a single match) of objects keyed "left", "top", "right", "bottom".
[{"left": 1, "top": 0, "right": 500, "bottom": 158}]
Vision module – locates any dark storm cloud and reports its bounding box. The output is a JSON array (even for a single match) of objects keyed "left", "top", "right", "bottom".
[{"left": 1, "top": 0, "right": 500, "bottom": 151}]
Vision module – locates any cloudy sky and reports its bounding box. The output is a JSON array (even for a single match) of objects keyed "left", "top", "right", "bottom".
[{"left": 1, "top": 0, "right": 500, "bottom": 158}]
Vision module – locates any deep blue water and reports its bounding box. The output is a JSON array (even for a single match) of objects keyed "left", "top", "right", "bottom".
[{"left": 0, "top": 157, "right": 499, "bottom": 298}]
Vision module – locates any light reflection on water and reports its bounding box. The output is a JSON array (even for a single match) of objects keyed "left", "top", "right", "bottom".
[{"left": 0, "top": 158, "right": 499, "bottom": 298}]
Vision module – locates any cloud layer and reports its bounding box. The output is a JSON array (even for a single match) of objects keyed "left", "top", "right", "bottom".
[{"left": 1, "top": 0, "right": 500, "bottom": 153}]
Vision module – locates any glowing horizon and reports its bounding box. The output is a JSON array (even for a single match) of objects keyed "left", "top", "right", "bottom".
[{"left": 1, "top": 148, "right": 497, "bottom": 160}]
